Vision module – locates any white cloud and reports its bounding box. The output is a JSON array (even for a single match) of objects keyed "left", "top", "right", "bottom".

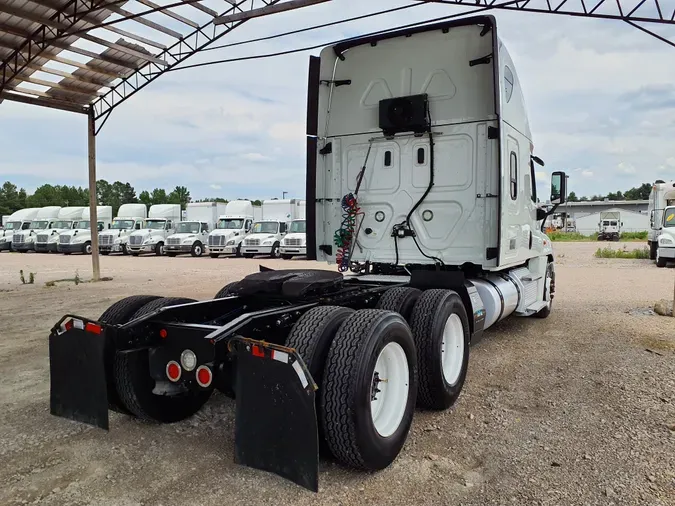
[
  {"left": 240, "top": 153, "right": 272, "bottom": 162},
  {"left": 581, "top": 170, "right": 594, "bottom": 178},
  {"left": 616, "top": 162, "right": 636, "bottom": 175},
  {"left": 209, "top": 184, "right": 222, "bottom": 190}
]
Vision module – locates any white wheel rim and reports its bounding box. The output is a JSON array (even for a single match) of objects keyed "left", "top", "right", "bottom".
[
  {"left": 370, "top": 342, "right": 409, "bottom": 438},
  {"left": 86, "top": 245, "right": 92, "bottom": 254},
  {"left": 441, "top": 314, "right": 464, "bottom": 386},
  {"left": 196, "top": 246, "right": 202, "bottom": 255}
]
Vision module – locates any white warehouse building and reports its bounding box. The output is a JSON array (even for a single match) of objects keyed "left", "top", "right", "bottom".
[{"left": 574, "top": 208, "right": 649, "bottom": 235}]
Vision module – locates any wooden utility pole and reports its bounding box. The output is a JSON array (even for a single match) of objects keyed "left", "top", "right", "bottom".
[{"left": 88, "top": 108, "right": 100, "bottom": 282}]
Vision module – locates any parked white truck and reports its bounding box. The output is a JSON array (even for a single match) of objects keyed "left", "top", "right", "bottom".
[
  {"left": 35, "top": 206, "right": 86, "bottom": 252},
  {"left": 280, "top": 201, "right": 308, "bottom": 259},
  {"left": 206, "top": 200, "right": 255, "bottom": 258},
  {"left": 58, "top": 207, "right": 113, "bottom": 254},
  {"left": 165, "top": 202, "right": 226, "bottom": 257},
  {"left": 98, "top": 203, "right": 148, "bottom": 255},
  {"left": 240, "top": 199, "right": 303, "bottom": 258},
  {"left": 12, "top": 206, "right": 61, "bottom": 252},
  {"left": 597, "top": 211, "right": 621, "bottom": 241},
  {"left": 0, "top": 208, "right": 40, "bottom": 252},
  {"left": 128, "top": 204, "right": 181, "bottom": 256},
  {"left": 647, "top": 180, "right": 675, "bottom": 260},
  {"left": 46, "top": 17, "right": 569, "bottom": 492}
]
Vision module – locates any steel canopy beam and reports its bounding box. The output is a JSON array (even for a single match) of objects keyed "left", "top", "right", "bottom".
[
  {"left": 418, "top": 0, "right": 675, "bottom": 25},
  {"left": 214, "top": 0, "right": 331, "bottom": 25},
  {"left": 90, "top": 0, "right": 285, "bottom": 122}
]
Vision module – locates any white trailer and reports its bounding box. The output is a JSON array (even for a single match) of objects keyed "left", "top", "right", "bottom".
[
  {"left": 35, "top": 206, "right": 86, "bottom": 253},
  {"left": 12, "top": 206, "right": 62, "bottom": 252},
  {"left": 98, "top": 203, "right": 148, "bottom": 255},
  {"left": 1, "top": 215, "right": 10, "bottom": 228},
  {"left": 128, "top": 204, "right": 181, "bottom": 256},
  {"left": 165, "top": 202, "right": 226, "bottom": 257},
  {"left": 240, "top": 199, "right": 303, "bottom": 258},
  {"left": 58, "top": 207, "right": 113, "bottom": 255},
  {"left": 207, "top": 200, "right": 255, "bottom": 258},
  {"left": 647, "top": 180, "right": 675, "bottom": 260},
  {"left": 0, "top": 208, "right": 40, "bottom": 251},
  {"left": 47, "top": 17, "right": 568, "bottom": 492}
]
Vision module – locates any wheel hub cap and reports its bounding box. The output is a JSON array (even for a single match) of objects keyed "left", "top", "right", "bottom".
[
  {"left": 441, "top": 314, "right": 464, "bottom": 386},
  {"left": 370, "top": 342, "right": 409, "bottom": 438}
]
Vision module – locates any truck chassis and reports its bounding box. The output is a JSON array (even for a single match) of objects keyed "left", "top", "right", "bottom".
[{"left": 49, "top": 266, "right": 514, "bottom": 491}]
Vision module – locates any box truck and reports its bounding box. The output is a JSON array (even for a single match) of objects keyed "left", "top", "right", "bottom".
[
  {"left": 597, "top": 211, "right": 621, "bottom": 241},
  {"left": 128, "top": 204, "right": 181, "bottom": 256},
  {"left": 12, "top": 206, "right": 62, "bottom": 252},
  {"left": 647, "top": 180, "right": 675, "bottom": 260},
  {"left": 165, "top": 202, "right": 226, "bottom": 257},
  {"left": 206, "top": 200, "right": 255, "bottom": 258},
  {"left": 0, "top": 208, "right": 40, "bottom": 252},
  {"left": 58, "top": 207, "right": 113, "bottom": 254},
  {"left": 35, "top": 206, "right": 87, "bottom": 252},
  {"left": 240, "top": 199, "right": 303, "bottom": 258},
  {"left": 48, "top": 16, "right": 567, "bottom": 492},
  {"left": 98, "top": 204, "right": 148, "bottom": 255},
  {"left": 280, "top": 200, "right": 308, "bottom": 259}
]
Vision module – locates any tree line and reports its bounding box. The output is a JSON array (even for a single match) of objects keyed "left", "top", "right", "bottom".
[
  {"left": 0, "top": 180, "right": 266, "bottom": 217},
  {"left": 567, "top": 182, "right": 654, "bottom": 203}
]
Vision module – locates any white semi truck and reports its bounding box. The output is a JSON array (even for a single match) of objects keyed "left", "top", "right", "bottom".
[
  {"left": 48, "top": 16, "right": 567, "bottom": 492},
  {"left": 647, "top": 180, "right": 675, "bottom": 260},
  {"left": 240, "top": 199, "right": 303, "bottom": 258},
  {"left": 0, "top": 208, "right": 40, "bottom": 252},
  {"left": 206, "top": 200, "right": 255, "bottom": 258},
  {"left": 128, "top": 204, "right": 181, "bottom": 256},
  {"left": 12, "top": 206, "right": 62, "bottom": 252},
  {"left": 99, "top": 203, "right": 148, "bottom": 255},
  {"left": 35, "top": 206, "right": 87, "bottom": 253},
  {"left": 58, "top": 207, "right": 113, "bottom": 254},
  {"left": 165, "top": 202, "right": 226, "bottom": 257},
  {"left": 597, "top": 211, "right": 621, "bottom": 241},
  {"left": 280, "top": 201, "right": 308, "bottom": 259}
]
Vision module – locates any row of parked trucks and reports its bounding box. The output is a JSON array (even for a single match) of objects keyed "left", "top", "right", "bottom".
[{"left": 0, "top": 199, "right": 307, "bottom": 258}]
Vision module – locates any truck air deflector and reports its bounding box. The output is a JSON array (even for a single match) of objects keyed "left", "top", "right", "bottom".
[
  {"left": 231, "top": 338, "right": 319, "bottom": 492},
  {"left": 49, "top": 315, "right": 110, "bottom": 430}
]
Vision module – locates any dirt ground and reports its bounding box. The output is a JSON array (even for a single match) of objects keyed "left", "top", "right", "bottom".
[{"left": 0, "top": 243, "right": 674, "bottom": 506}]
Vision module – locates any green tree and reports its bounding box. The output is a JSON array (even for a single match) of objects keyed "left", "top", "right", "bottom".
[
  {"left": 28, "top": 184, "right": 60, "bottom": 207},
  {"left": 139, "top": 190, "right": 152, "bottom": 207},
  {"left": 251, "top": 200, "right": 262, "bottom": 206},
  {"left": 168, "top": 185, "right": 191, "bottom": 209},
  {"left": 567, "top": 191, "right": 579, "bottom": 202},
  {"left": 150, "top": 188, "right": 168, "bottom": 205},
  {"left": 0, "top": 181, "right": 20, "bottom": 215},
  {"left": 17, "top": 188, "right": 27, "bottom": 209}
]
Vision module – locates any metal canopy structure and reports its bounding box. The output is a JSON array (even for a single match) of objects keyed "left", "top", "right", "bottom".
[{"left": 1, "top": 0, "right": 675, "bottom": 280}]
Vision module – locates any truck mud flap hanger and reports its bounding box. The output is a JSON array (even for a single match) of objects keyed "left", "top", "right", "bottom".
[{"left": 49, "top": 317, "right": 321, "bottom": 492}]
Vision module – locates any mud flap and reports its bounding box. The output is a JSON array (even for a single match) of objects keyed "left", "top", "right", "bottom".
[
  {"left": 231, "top": 338, "right": 319, "bottom": 492},
  {"left": 49, "top": 316, "right": 109, "bottom": 430}
]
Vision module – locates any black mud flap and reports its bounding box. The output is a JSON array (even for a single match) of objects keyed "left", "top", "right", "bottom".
[
  {"left": 230, "top": 338, "right": 319, "bottom": 492},
  {"left": 49, "top": 315, "right": 110, "bottom": 430}
]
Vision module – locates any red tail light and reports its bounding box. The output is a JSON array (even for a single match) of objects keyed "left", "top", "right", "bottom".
[
  {"left": 166, "top": 361, "right": 181, "bottom": 382},
  {"left": 196, "top": 365, "right": 212, "bottom": 388}
]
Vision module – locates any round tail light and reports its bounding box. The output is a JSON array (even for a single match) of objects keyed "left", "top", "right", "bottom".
[
  {"left": 196, "top": 365, "right": 212, "bottom": 388},
  {"left": 166, "top": 361, "right": 181, "bottom": 382}
]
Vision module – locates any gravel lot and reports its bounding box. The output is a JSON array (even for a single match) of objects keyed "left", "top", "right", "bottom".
[{"left": 1, "top": 243, "right": 674, "bottom": 506}]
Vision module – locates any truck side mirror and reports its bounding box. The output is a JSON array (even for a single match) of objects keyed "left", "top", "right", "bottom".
[{"left": 550, "top": 171, "right": 566, "bottom": 205}]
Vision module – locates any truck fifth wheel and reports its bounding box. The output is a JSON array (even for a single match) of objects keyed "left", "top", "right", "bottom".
[{"left": 48, "top": 16, "right": 567, "bottom": 493}]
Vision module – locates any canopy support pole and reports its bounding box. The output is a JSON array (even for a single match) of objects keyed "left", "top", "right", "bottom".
[{"left": 88, "top": 108, "right": 100, "bottom": 281}]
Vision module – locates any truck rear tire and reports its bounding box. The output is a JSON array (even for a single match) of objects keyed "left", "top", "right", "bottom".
[
  {"left": 99, "top": 295, "right": 163, "bottom": 414},
  {"left": 113, "top": 297, "right": 212, "bottom": 423},
  {"left": 375, "top": 287, "right": 422, "bottom": 323},
  {"left": 191, "top": 242, "right": 204, "bottom": 257},
  {"left": 409, "top": 289, "right": 469, "bottom": 410},
  {"left": 320, "top": 309, "right": 417, "bottom": 470},
  {"left": 649, "top": 241, "right": 657, "bottom": 260},
  {"left": 214, "top": 282, "right": 238, "bottom": 299}
]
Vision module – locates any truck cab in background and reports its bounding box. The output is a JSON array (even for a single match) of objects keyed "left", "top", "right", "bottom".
[
  {"left": 655, "top": 205, "right": 675, "bottom": 267},
  {"left": 128, "top": 204, "right": 181, "bottom": 256},
  {"left": 597, "top": 211, "right": 621, "bottom": 241},
  {"left": 165, "top": 202, "right": 225, "bottom": 257},
  {"left": 12, "top": 206, "right": 62, "bottom": 252},
  {"left": 206, "top": 200, "right": 254, "bottom": 258},
  {"left": 240, "top": 199, "right": 303, "bottom": 258},
  {"left": 99, "top": 204, "right": 148, "bottom": 255},
  {"left": 647, "top": 180, "right": 675, "bottom": 260},
  {"left": 1, "top": 208, "right": 41, "bottom": 252},
  {"left": 35, "top": 207, "right": 86, "bottom": 252},
  {"left": 58, "top": 207, "right": 113, "bottom": 255},
  {"left": 280, "top": 215, "right": 308, "bottom": 259}
]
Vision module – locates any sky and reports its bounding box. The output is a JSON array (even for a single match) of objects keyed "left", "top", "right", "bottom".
[{"left": 0, "top": 0, "right": 674, "bottom": 202}]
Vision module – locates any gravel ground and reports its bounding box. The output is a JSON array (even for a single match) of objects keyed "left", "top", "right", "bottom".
[{"left": 0, "top": 243, "right": 673, "bottom": 506}]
